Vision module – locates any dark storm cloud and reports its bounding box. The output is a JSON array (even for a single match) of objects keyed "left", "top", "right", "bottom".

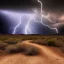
[
  {"left": 0, "top": 0, "right": 64, "bottom": 13},
  {"left": 0, "top": 0, "right": 64, "bottom": 10},
  {"left": 42, "top": 0, "right": 64, "bottom": 12},
  {"left": 0, "top": 0, "right": 39, "bottom": 9}
]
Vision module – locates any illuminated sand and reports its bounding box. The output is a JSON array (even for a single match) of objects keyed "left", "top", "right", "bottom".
[{"left": 0, "top": 40, "right": 64, "bottom": 64}]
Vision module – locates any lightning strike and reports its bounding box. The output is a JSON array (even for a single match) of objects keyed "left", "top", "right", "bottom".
[
  {"left": 12, "top": 14, "right": 34, "bottom": 34},
  {"left": 25, "top": 10, "right": 36, "bottom": 34},
  {"left": 24, "top": 0, "right": 58, "bottom": 34},
  {"left": 0, "top": 0, "right": 59, "bottom": 34},
  {"left": 37, "top": 0, "right": 58, "bottom": 33},
  {"left": 12, "top": 15, "right": 21, "bottom": 34}
]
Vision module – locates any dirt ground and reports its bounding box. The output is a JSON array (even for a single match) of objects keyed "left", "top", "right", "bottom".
[{"left": 0, "top": 40, "right": 64, "bottom": 64}]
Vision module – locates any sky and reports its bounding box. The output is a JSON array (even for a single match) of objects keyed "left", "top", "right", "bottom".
[
  {"left": 0, "top": 0, "right": 64, "bottom": 34},
  {"left": 0, "top": 0, "right": 64, "bottom": 10}
]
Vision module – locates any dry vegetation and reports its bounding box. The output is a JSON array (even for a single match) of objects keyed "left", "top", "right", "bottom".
[
  {"left": 17, "top": 42, "right": 40, "bottom": 55},
  {"left": 0, "top": 35, "right": 64, "bottom": 55}
]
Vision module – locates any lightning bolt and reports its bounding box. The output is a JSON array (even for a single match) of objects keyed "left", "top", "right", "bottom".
[
  {"left": 37, "top": 0, "right": 58, "bottom": 33},
  {"left": 25, "top": 15, "right": 34, "bottom": 34},
  {"left": 24, "top": 0, "right": 58, "bottom": 34},
  {"left": 12, "top": 15, "right": 21, "bottom": 34},
  {"left": 12, "top": 14, "right": 34, "bottom": 34},
  {"left": 25, "top": 10, "right": 37, "bottom": 34},
  {"left": 2, "top": 0, "right": 58, "bottom": 34}
]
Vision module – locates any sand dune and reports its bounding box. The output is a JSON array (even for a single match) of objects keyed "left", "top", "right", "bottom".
[{"left": 0, "top": 40, "right": 64, "bottom": 64}]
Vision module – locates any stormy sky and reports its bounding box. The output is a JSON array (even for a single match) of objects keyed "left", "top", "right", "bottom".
[
  {"left": 0, "top": 0, "right": 64, "bottom": 34},
  {"left": 0, "top": 0, "right": 64, "bottom": 10}
]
